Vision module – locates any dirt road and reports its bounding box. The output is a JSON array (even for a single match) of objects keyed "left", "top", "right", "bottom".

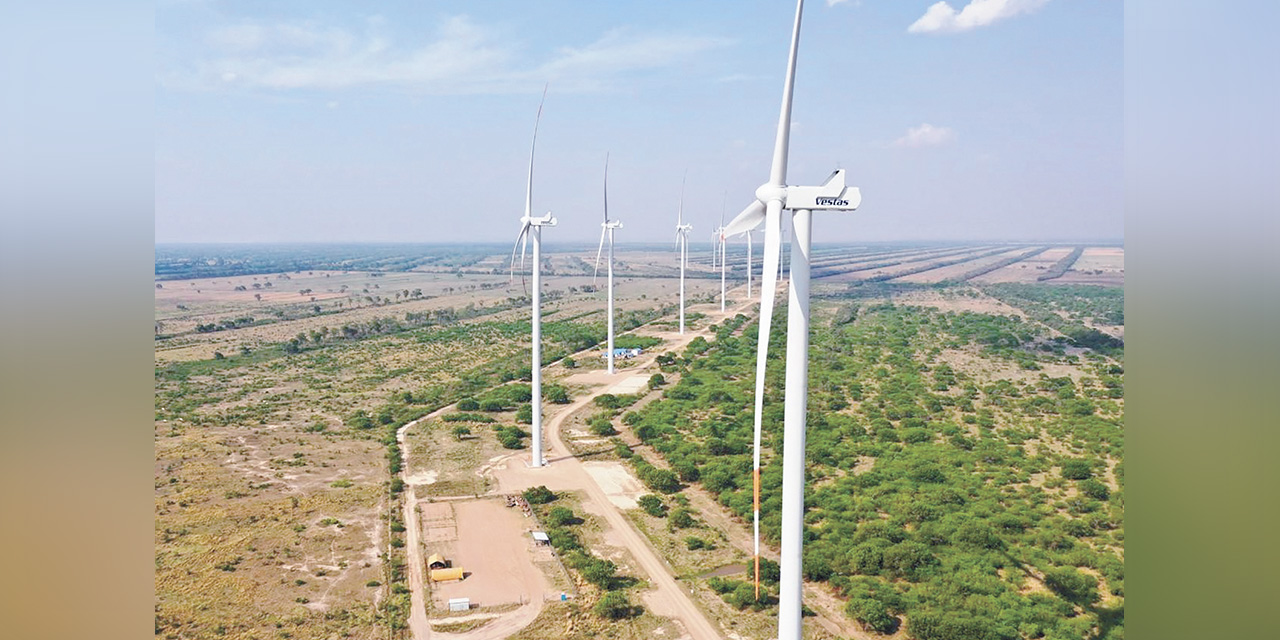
[
  {"left": 401, "top": 291, "right": 755, "bottom": 640},
  {"left": 489, "top": 294, "right": 757, "bottom": 640},
  {"left": 397, "top": 405, "right": 454, "bottom": 640}
]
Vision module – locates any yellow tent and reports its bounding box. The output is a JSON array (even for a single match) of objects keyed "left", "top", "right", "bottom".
[
  {"left": 430, "top": 567, "right": 464, "bottom": 582},
  {"left": 427, "top": 554, "right": 448, "bottom": 569}
]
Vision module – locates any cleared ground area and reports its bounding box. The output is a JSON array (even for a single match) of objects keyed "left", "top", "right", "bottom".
[
  {"left": 1059, "top": 246, "right": 1125, "bottom": 285},
  {"left": 581, "top": 461, "right": 647, "bottom": 510},
  {"left": 820, "top": 246, "right": 1001, "bottom": 282},
  {"left": 892, "top": 246, "right": 1036, "bottom": 283},
  {"left": 972, "top": 246, "right": 1076, "bottom": 283},
  {"left": 425, "top": 498, "right": 554, "bottom": 609}
]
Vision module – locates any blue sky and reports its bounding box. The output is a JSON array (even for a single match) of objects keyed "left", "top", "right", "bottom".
[{"left": 155, "top": 0, "right": 1122, "bottom": 244}]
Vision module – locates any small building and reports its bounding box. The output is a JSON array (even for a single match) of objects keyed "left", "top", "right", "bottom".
[
  {"left": 602, "top": 347, "right": 643, "bottom": 360},
  {"left": 427, "top": 554, "right": 449, "bottom": 570},
  {"left": 430, "top": 567, "right": 465, "bottom": 582},
  {"left": 531, "top": 531, "right": 550, "bottom": 546},
  {"left": 448, "top": 598, "right": 471, "bottom": 612}
]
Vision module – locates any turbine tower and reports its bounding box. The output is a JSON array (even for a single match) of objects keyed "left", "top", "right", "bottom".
[
  {"left": 509, "top": 87, "right": 558, "bottom": 469},
  {"left": 674, "top": 179, "right": 692, "bottom": 335},
  {"left": 594, "top": 154, "right": 623, "bottom": 375},
  {"left": 720, "top": 1, "right": 862, "bottom": 637},
  {"left": 742, "top": 228, "right": 755, "bottom": 299}
]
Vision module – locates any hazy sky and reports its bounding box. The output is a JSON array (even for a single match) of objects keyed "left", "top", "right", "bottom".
[{"left": 155, "top": 0, "right": 1122, "bottom": 245}]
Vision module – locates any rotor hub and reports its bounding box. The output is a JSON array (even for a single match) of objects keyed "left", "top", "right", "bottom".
[{"left": 754, "top": 183, "right": 787, "bottom": 207}]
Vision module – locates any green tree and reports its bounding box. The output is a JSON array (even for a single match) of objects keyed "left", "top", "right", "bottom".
[
  {"left": 847, "top": 597, "right": 898, "bottom": 634},
  {"left": 546, "top": 506, "right": 582, "bottom": 527}
]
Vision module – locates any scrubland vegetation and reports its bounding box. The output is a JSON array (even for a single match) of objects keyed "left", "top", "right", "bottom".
[
  {"left": 154, "top": 305, "right": 630, "bottom": 638},
  {"left": 622, "top": 286, "right": 1124, "bottom": 640},
  {"left": 156, "top": 243, "right": 1121, "bottom": 640}
]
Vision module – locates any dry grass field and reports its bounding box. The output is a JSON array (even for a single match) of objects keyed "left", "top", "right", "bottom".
[{"left": 154, "top": 246, "right": 705, "bottom": 639}]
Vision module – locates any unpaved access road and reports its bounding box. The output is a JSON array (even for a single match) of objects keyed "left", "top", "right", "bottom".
[
  {"left": 487, "top": 293, "right": 759, "bottom": 640},
  {"left": 402, "top": 291, "right": 756, "bottom": 640}
]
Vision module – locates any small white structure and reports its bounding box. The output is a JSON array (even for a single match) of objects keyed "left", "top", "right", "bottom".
[
  {"left": 448, "top": 597, "right": 470, "bottom": 612},
  {"left": 601, "top": 347, "right": 642, "bottom": 360},
  {"left": 531, "top": 531, "right": 550, "bottom": 545}
]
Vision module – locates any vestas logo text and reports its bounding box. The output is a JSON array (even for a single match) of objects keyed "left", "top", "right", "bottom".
[{"left": 815, "top": 197, "right": 849, "bottom": 206}]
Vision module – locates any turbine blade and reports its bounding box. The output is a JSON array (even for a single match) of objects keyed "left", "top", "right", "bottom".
[
  {"left": 525, "top": 84, "right": 548, "bottom": 220},
  {"left": 720, "top": 191, "right": 727, "bottom": 229},
  {"left": 769, "top": 0, "right": 804, "bottom": 187},
  {"left": 509, "top": 223, "right": 531, "bottom": 281},
  {"left": 593, "top": 226, "right": 606, "bottom": 284},
  {"left": 603, "top": 153, "right": 610, "bottom": 224},
  {"left": 520, "top": 225, "right": 530, "bottom": 273},
  {"left": 751, "top": 200, "right": 784, "bottom": 596},
  {"left": 677, "top": 174, "right": 686, "bottom": 227},
  {"left": 723, "top": 199, "right": 766, "bottom": 237}
]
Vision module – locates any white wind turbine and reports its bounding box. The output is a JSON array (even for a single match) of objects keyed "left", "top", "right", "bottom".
[
  {"left": 509, "top": 87, "right": 557, "bottom": 469},
  {"left": 740, "top": 228, "right": 756, "bottom": 299},
  {"left": 594, "top": 154, "right": 623, "bottom": 375},
  {"left": 716, "top": 198, "right": 728, "bottom": 313},
  {"left": 720, "top": 0, "right": 862, "bottom": 636},
  {"left": 674, "top": 179, "right": 693, "bottom": 335}
]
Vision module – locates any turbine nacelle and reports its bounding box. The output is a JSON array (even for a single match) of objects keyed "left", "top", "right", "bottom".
[
  {"left": 785, "top": 170, "right": 861, "bottom": 211},
  {"left": 523, "top": 212, "right": 558, "bottom": 227},
  {"left": 724, "top": 169, "right": 861, "bottom": 238},
  {"left": 602, "top": 220, "right": 623, "bottom": 230}
]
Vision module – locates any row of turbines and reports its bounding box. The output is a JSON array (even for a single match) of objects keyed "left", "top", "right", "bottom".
[{"left": 506, "top": 2, "right": 862, "bottom": 638}]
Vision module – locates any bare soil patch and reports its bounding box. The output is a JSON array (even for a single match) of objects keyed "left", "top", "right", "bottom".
[
  {"left": 426, "top": 498, "right": 554, "bottom": 609},
  {"left": 972, "top": 246, "right": 1075, "bottom": 284}
]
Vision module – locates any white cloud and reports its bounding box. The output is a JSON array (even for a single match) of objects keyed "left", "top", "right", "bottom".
[
  {"left": 173, "top": 16, "right": 731, "bottom": 94},
  {"left": 908, "top": 0, "right": 1048, "bottom": 34},
  {"left": 893, "top": 123, "right": 955, "bottom": 148}
]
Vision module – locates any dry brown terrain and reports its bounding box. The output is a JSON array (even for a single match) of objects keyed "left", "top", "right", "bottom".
[
  {"left": 1057, "top": 246, "right": 1125, "bottom": 285},
  {"left": 971, "top": 246, "right": 1075, "bottom": 284}
]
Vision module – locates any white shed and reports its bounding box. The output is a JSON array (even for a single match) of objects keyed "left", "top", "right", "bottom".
[{"left": 448, "top": 597, "right": 470, "bottom": 612}]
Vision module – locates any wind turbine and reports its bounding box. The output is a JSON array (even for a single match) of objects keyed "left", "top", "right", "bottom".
[
  {"left": 675, "top": 179, "right": 692, "bottom": 335},
  {"left": 741, "top": 228, "right": 755, "bottom": 299},
  {"left": 509, "top": 87, "right": 557, "bottom": 469},
  {"left": 594, "top": 154, "right": 623, "bottom": 375},
  {"left": 720, "top": 0, "right": 862, "bottom": 636},
  {"left": 717, "top": 194, "right": 728, "bottom": 313}
]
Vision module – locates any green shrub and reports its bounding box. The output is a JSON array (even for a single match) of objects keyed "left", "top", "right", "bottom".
[
  {"left": 685, "top": 536, "right": 712, "bottom": 550},
  {"left": 594, "top": 591, "right": 638, "bottom": 619},
  {"left": 1061, "top": 458, "right": 1093, "bottom": 480},
  {"left": 637, "top": 495, "right": 666, "bottom": 517},
  {"left": 516, "top": 404, "right": 533, "bottom": 424},
  {"left": 546, "top": 506, "right": 582, "bottom": 527},
  {"left": 669, "top": 508, "right": 696, "bottom": 529},
  {"left": 523, "top": 485, "right": 556, "bottom": 504}
]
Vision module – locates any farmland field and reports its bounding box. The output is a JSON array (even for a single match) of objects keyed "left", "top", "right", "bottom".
[{"left": 156, "top": 242, "right": 1122, "bottom": 640}]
